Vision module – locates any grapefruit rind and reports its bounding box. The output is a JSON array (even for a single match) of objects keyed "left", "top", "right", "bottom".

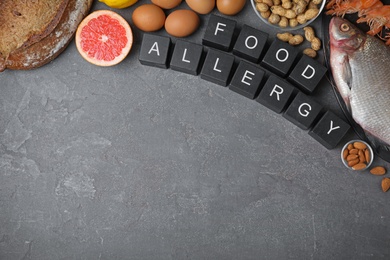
[{"left": 75, "top": 10, "right": 133, "bottom": 66}]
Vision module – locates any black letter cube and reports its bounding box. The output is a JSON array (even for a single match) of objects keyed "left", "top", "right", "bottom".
[
  {"left": 288, "top": 55, "right": 327, "bottom": 94},
  {"left": 139, "top": 34, "right": 171, "bottom": 69},
  {"left": 233, "top": 25, "right": 268, "bottom": 63},
  {"left": 309, "top": 111, "right": 351, "bottom": 149},
  {"left": 170, "top": 40, "right": 203, "bottom": 76},
  {"left": 283, "top": 92, "right": 323, "bottom": 130},
  {"left": 256, "top": 74, "right": 297, "bottom": 113},
  {"left": 261, "top": 39, "right": 299, "bottom": 77},
  {"left": 200, "top": 48, "right": 235, "bottom": 87},
  {"left": 202, "top": 14, "right": 236, "bottom": 51},
  {"left": 229, "top": 60, "right": 265, "bottom": 99}
]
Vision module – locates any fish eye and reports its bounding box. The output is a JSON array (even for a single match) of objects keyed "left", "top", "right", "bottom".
[{"left": 340, "top": 23, "right": 350, "bottom": 32}]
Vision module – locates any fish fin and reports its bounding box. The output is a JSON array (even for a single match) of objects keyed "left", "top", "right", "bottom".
[{"left": 342, "top": 56, "right": 352, "bottom": 91}]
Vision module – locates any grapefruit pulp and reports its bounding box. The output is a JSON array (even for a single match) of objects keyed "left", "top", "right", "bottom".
[{"left": 75, "top": 10, "right": 133, "bottom": 66}]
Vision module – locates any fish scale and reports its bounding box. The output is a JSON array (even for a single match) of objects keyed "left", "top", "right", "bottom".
[{"left": 329, "top": 17, "right": 390, "bottom": 145}]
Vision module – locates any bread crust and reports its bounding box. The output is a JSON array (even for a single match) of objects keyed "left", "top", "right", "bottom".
[
  {"left": 6, "top": 0, "right": 93, "bottom": 70},
  {"left": 0, "top": 0, "right": 69, "bottom": 63},
  {"left": 2, "top": 0, "right": 93, "bottom": 71}
]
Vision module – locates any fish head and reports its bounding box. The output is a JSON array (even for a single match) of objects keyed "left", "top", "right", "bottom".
[
  {"left": 329, "top": 17, "right": 367, "bottom": 109},
  {"left": 329, "top": 17, "right": 366, "bottom": 53}
]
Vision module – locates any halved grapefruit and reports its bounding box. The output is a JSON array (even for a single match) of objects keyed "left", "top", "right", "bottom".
[{"left": 75, "top": 10, "right": 133, "bottom": 66}]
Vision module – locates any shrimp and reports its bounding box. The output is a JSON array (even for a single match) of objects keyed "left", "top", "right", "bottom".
[
  {"left": 356, "top": 5, "right": 390, "bottom": 36},
  {"left": 326, "top": 0, "right": 390, "bottom": 45},
  {"left": 326, "top": 0, "right": 382, "bottom": 16}
]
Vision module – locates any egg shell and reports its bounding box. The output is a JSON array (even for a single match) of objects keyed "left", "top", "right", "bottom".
[
  {"left": 132, "top": 4, "right": 166, "bottom": 32},
  {"left": 151, "top": 0, "right": 182, "bottom": 9},
  {"left": 216, "top": 0, "right": 246, "bottom": 15},
  {"left": 186, "top": 0, "right": 215, "bottom": 14},
  {"left": 165, "top": 9, "right": 200, "bottom": 38}
]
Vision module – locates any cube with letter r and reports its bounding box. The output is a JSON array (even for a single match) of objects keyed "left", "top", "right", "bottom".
[
  {"left": 256, "top": 74, "right": 297, "bottom": 113},
  {"left": 288, "top": 55, "right": 327, "bottom": 94}
]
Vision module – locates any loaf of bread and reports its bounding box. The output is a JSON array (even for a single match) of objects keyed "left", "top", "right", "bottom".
[
  {"left": 6, "top": 0, "right": 93, "bottom": 70},
  {"left": 0, "top": 0, "right": 93, "bottom": 72}
]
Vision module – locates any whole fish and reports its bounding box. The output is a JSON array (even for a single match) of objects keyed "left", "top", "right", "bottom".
[{"left": 329, "top": 16, "right": 390, "bottom": 146}]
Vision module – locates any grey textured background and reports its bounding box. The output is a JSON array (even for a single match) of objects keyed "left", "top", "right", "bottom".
[{"left": 1, "top": 1, "right": 389, "bottom": 259}]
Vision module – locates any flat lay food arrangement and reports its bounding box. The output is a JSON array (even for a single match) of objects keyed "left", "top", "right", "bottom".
[
  {"left": 1, "top": 1, "right": 390, "bottom": 258},
  {"left": 2, "top": 0, "right": 389, "bottom": 190}
]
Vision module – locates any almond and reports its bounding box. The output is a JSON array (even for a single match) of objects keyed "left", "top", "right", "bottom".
[
  {"left": 364, "top": 149, "right": 371, "bottom": 163},
  {"left": 347, "top": 143, "right": 354, "bottom": 150},
  {"left": 352, "top": 163, "right": 367, "bottom": 170},
  {"left": 348, "top": 158, "right": 360, "bottom": 167},
  {"left": 353, "top": 141, "right": 367, "bottom": 150},
  {"left": 370, "top": 166, "right": 386, "bottom": 176},
  {"left": 381, "top": 178, "right": 390, "bottom": 192},
  {"left": 358, "top": 150, "right": 366, "bottom": 163},
  {"left": 342, "top": 149, "right": 349, "bottom": 159},
  {"left": 349, "top": 148, "right": 358, "bottom": 154},
  {"left": 346, "top": 154, "right": 359, "bottom": 161}
]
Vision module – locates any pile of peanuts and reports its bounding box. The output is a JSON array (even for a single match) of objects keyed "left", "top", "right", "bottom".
[
  {"left": 254, "top": 0, "right": 323, "bottom": 28},
  {"left": 276, "top": 26, "right": 321, "bottom": 57}
]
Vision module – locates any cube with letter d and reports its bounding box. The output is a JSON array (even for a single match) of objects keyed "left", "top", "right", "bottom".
[{"left": 288, "top": 55, "right": 327, "bottom": 94}]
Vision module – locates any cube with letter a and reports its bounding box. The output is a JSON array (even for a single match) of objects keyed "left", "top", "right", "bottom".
[
  {"left": 139, "top": 33, "right": 171, "bottom": 69},
  {"left": 288, "top": 55, "right": 327, "bottom": 94}
]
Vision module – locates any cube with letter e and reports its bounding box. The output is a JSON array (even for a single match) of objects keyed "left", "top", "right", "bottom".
[
  {"left": 229, "top": 60, "right": 265, "bottom": 99},
  {"left": 288, "top": 55, "right": 327, "bottom": 94}
]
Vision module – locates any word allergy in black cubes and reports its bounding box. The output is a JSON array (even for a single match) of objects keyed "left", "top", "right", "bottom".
[
  {"left": 200, "top": 48, "right": 235, "bottom": 87},
  {"left": 256, "top": 74, "right": 296, "bottom": 113},
  {"left": 283, "top": 92, "right": 323, "bottom": 130},
  {"left": 261, "top": 38, "right": 299, "bottom": 77},
  {"left": 170, "top": 40, "right": 203, "bottom": 76},
  {"left": 229, "top": 60, "right": 265, "bottom": 99},
  {"left": 309, "top": 111, "right": 351, "bottom": 149},
  {"left": 233, "top": 24, "right": 268, "bottom": 63},
  {"left": 202, "top": 14, "right": 236, "bottom": 51},
  {"left": 288, "top": 55, "right": 327, "bottom": 94},
  {"left": 139, "top": 34, "right": 171, "bottom": 69}
]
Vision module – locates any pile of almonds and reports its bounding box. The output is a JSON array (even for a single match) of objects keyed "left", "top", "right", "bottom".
[
  {"left": 342, "top": 141, "right": 389, "bottom": 192},
  {"left": 342, "top": 141, "right": 370, "bottom": 170}
]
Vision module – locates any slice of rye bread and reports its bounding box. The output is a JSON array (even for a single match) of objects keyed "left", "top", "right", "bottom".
[
  {"left": 4, "top": 0, "right": 94, "bottom": 71},
  {"left": 0, "top": 0, "right": 69, "bottom": 71}
]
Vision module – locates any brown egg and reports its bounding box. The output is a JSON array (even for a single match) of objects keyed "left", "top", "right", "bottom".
[
  {"left": 132, "top": 4, "right": 165, "bottom": 32},
  {"left": 165, "top": 9, "right": 200, "bottom": 37},
  {"left": 151, "top": 0, "right": 182, "bottom": 9},
  {"left": 216, "top": 0, "right": 246, "bottom": 15},
  {"left": 186, "top": 0, "right": 215, "bottom": 14}
]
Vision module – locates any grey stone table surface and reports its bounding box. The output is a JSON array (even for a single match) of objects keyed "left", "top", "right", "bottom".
[{"left": 1, "top": 1, "right": 389, "bottom": 260}]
